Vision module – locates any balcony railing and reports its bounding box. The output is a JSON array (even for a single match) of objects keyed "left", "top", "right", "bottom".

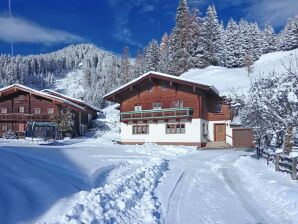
[
  {"left": 0, "top": 114, "right": 52, "bottom": 122},
  {"left": 120, "top": 107, "right": 193, "bottom": 121}
]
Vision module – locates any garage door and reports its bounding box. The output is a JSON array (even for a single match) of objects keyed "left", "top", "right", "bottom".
[{"left": 233, "top": 128, "right": 254, "bottom": 148}]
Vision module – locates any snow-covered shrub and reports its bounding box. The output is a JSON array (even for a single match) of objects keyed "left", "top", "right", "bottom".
[
  {"left": 232, "top": 57, "right": 298, "bottom": 153},
  {"left": 2, "top": 129, "right": 17, "bottom": 139}
]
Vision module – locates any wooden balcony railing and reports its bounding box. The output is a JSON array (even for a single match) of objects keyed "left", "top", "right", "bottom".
[
  {"left": 0, "top": 114, "right": 52, "bottom": 122},
  {"left": 120, "top": 107, "right": 193, "bottom": 121}
]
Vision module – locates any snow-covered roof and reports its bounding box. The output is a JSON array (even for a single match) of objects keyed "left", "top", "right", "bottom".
[
  {"left": 103, "top": 71, "right": 219, "bottom": 100},
  {"left": 42, "top": 89, "right": 99, "bottom": 111},
  {"left": 0, "top": 84, "right": 85, "bottom": 111}
]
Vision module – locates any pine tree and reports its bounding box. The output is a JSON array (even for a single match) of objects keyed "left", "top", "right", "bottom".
[
  {"left": 188, "top": 8, "right": 208, "bottom": 68},
  {"left": 158, "top": 33, "right": 170, "bottom": 73},
  {"left": 204, "top": 5, "right": 222, "bottom": 65},
  {"left": 134, "top": 49, "right": 145, "bottom": 77},
  {"left": 279, "top": 15, "right": 298, "bottom": 51},
  {"left": 120, "top": 46, "right": 131, "bottom": 84},
  {"left": 144, "top": 39, "right": 159, "bottom": 72},
  {"left": 225, "top": 19, "right": 240, "bottom": 68},
  {"left": 168, "top": 0, "right": 193, "bottom": 76},
  {"left": 262, "top": 24, "right": 277, "bottom": 54}
]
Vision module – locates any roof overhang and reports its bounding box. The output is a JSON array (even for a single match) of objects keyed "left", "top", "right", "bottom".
[{"left": 103, "top": 71, "right": 220, "bottom": 103}]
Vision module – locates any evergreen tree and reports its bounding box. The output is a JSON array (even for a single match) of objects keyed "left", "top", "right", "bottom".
[
  {"left": 144, "top": 39, "right": 159, "bottom": 72},
  {"left": 204, "top": 5, "right": 222, "bottom": 65},
  {"left": 225, "top": 19, "right": 240, "bottom": 68},
  {"left": 120, "top": 46, "right": 131, "bottom": 84},
  {"left": 158, "top": 33, "right": 170, "bottom": 73},
  {"left": 168, "top": 0, "right": 193, "bottom": 76},
  {"left": 279, "top": 15, "right": 298, "bottom": 51},
  {"left": 262, "top": 24, "right": 277, "bottom": 54}
]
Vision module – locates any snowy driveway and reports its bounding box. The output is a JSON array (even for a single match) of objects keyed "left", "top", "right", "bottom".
[{"left": 0, "top": 141, "right": 297, "bottom": 224}]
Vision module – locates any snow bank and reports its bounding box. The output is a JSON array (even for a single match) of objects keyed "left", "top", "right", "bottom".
[
  {"left": 56, "top": 159, "right": 168, "bottom": 224},
  {"left": 234, "top": 156, "right": 298, "bottom": 223},
  {"left": 126, "top": 143, "right": 196, "bottom": 159}
]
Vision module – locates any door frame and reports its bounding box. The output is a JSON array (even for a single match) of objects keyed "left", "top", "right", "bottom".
[{"left": 214, "top": 123, "right": 226, "bottom": 141}]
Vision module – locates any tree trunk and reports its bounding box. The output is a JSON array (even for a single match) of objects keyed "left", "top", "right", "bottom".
[{"left": 284, "top": 126, "right": 293, "bottom": 155}]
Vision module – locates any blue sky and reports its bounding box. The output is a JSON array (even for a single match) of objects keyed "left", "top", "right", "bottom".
[{"left": 0, "top": 0, "right": 297, "bottom": 56}]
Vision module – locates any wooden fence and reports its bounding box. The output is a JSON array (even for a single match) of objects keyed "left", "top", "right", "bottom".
[{"left": 261, "top": 150, "right": 298, "bottom": 180}]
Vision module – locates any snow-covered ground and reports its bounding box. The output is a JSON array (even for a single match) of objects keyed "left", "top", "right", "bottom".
[
  {"left": 0, "top": 105, "right": 297, "bottom": 224},
  {"left": 181, "top": 48, "right": 298, "bottom": 95}
]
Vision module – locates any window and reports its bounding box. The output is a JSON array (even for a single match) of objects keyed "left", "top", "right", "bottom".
[
  {"left": 19, "top": 123, "right": 25, "bottom": 132},
  {"left": 202, "top": 123, "right": 208, "bottom": 135},
  {"left": 166, "top": 123, "right": 185, "bottom": 134},
  {"left": 132, "top": 125, "right": 149, "bottom": 134},
  {"left": 134, "top": 104, "right": 142, "bottom": 111},
  {"left": 2, "top": 124, "right": 7, "bottom": 131},
  {"left": 19, "top": 106, "right": 25, "bottom": 113},
  {"left": 16, "top": 95, "right": 24, "bottom": 100},
  {"left": 0, "top": 108, "right": 7, "bottom": 113},
  {"left": 161, "top": 82, "right": 167, "bottom": 91},
  {"left": 172, "top": 100, "right": 184, "bottom": 108},
  {"left": 215, "top": 103, "right": 222, "bottom": 113},
  {"left": 48, "top": 108, "right": 54, "bottom": 114},
  {"left": 153, "top": 102, "right": 162, "bottom": 110},
  {"left": 34, "top": 108, "right": 41, "bottom": 114}
]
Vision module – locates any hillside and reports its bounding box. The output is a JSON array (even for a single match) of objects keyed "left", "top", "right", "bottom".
[{"left": 181, "top": 49, "right": 298, "bottom": 95}]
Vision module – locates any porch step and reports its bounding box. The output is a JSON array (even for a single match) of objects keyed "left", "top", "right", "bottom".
[{"left": 206, "top": 141, "right": 230, "bottom": 149}]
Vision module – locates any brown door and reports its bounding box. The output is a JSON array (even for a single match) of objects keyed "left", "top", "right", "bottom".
[{"left": 215, "top": 124, "right": 226, "bottom": 141}]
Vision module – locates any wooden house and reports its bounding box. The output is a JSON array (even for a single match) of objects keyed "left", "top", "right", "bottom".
[
  {"left": 104, "top": 71, "right": 253, "bottom": 148},
  {"left": 0, "top": 84, "right": 98, "bottom": 139}
]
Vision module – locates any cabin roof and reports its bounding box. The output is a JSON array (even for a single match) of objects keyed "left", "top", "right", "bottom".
[
  {"left": 103, "top": 71, "right": 219, "bottom": 102},
  {"left": 42, "top": 89, "right": 100, "bottom": 112},
  {"left": 0, "top": 84, "right": 86, "bottom": 111}
]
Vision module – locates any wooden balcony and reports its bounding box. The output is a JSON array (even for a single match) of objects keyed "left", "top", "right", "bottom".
[
  {"left": 0, "top": 114, "right": 52, "bottom": 122},
  {"left": 120, "top": 107, "right": 193, "bottom": 122}
]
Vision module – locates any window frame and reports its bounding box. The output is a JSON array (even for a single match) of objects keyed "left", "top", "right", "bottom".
[
  {"left": 19, "top": 106, "right": 25, "bottom": 113},
  {"left": 132, "top": 124, "right": 149, "bottom": 135},
  {"left": 134, "top": 104, "right": 142, "bottom": 111},
  {"left": 2, "top": 124, "right": 8, "bottom": 131},
  {"left": 214, "top": 103, "right": 222, "bottom": 113},
  {"left": 47, "top": 108, "right": 54, "bottom": 114},
  {"left": 152, "top": 102, "right": 162, "bottom": 110},
  {"left": 33, "top": 108, "right": 41, "bottom": 114},
  {"left": 166, "top": 123, "right": 186, "bottom": 134},
  {"left": 172, "top": 100, "right": 184, "bottom": 108},
  {"left": 0, "top": 108, "right": 7, "bottom": 114}
]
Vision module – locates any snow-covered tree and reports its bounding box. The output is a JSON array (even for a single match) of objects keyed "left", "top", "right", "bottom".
[
  {"left": 144, "top": 39, "right": 159, "bottom": 72},
  {"left": 279, "top": 15, "right": 298, "bottom": 51}
]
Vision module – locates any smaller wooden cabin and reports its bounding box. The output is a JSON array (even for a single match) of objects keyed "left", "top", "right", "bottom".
[{"left": 0, "top": 84, "right": 98, "bottom": 139}]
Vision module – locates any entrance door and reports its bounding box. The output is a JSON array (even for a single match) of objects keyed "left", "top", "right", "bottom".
[{"left": 214, "top": 124, "right": 226, "bottom": 141}]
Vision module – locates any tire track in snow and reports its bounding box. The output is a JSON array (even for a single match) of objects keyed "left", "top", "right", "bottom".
[
  {"left": 222, "top": 168, "right": 279, "bottom": 224},
  {"left": 165, "top": 170, "right": 185, "bottom": 221}
]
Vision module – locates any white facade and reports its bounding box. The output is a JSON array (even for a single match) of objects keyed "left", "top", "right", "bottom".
[
  {"left": 208, "top": 120, "right": 233, "bottom": 145},
  {"left": 121, "top": 118, "right": 232, "bottom": 145}
]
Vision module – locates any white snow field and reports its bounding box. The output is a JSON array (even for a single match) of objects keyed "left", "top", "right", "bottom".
[
  {"left": 181, "top": 48, "right": 298, "bottom": 95},
  {"left": 0, "top": 105, "right": 297, "bottom": 224}
]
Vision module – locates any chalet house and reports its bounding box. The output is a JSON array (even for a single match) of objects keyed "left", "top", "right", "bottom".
[
  {"left": 0, "top": 84, "right": 98, "bottom": 139},
  {"left": 104, "top": 71, "right": 253, "bottom": 148}
]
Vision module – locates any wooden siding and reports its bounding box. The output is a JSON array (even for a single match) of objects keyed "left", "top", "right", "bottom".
[
  {"left": 121, "top": 79, "right": 201, "bottom": 119},
  {"left": 0, "top": 89, "right": 89, "bottom": 137}
]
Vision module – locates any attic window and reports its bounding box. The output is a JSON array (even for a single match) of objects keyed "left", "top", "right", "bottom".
[
  {"left": 161, "top": 82, "right": 167, "bottom": 91},
  {"left": 17, "top": 95, "right": 24, "bottom": 100}
]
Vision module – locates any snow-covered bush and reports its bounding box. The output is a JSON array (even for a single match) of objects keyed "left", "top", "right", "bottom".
[
  {"left": 232, "top": 57, "right": 298, "bottom": 153},
  {"left": 2, "top": 129, "right": 17, "bottom": 139}
]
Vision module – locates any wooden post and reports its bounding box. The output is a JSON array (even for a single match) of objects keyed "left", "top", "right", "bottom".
[
  {"left": 292, "top": 157, "right": 297, "bottom": 180},
  {"left": 275, "top": 154, "right": 280, "bottom": 172}
]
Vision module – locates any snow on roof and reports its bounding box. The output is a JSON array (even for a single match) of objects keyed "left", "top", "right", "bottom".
[
  {"left": 0, "top": 84, "right": 85, "bottom": 111},
  {"left": 42, "top": 89, "right": 99, "bottom": 111},
  {"left": 103, "top": 71, "right": 219, "bottom": 99}
]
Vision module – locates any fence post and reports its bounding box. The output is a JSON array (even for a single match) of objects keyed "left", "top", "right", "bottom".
[
  {"left": 275, "top": 154, "right": 280, "bottom": 172},
  {"left": 292, "top": 157, "right": 297, "bottom": 180}
]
